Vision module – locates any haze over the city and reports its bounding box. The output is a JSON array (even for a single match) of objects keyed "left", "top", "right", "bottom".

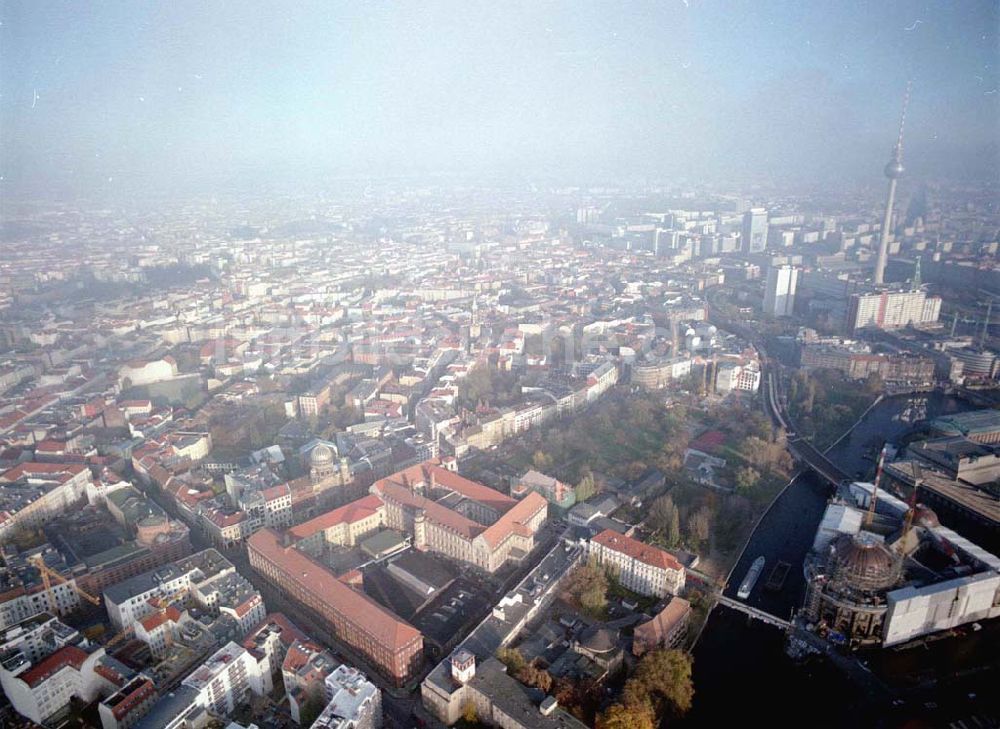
[
  {"left": 1, "top": 0, "right": 998, "bottom": 197},
  {"left": 1, "top": 4, "right": 1000, "bottom": 729}
]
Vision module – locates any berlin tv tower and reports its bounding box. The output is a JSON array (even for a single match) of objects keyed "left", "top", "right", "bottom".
[{"left": 873, "top": 81, "right": 912, "bottom": 286}]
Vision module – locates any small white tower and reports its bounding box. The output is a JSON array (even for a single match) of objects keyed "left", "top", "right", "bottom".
[
  {"left": 414, "top": 508, "right": 428, "bottom": 551},
  {"left": 450, "top": 649, "right": 476, "bottom": 684}
]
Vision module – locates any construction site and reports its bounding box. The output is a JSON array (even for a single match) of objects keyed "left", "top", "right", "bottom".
[{"left": 801, "top": 454, "right": 1000, "bottom": 650}]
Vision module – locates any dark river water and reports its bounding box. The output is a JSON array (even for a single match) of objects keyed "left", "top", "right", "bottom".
[{"left": 679, "top": 392, "right": 995, "bottom": 728}]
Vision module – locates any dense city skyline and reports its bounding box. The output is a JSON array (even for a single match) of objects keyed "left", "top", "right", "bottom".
[{"left": 1, "top": 4, "right": 999, "bottom": 729}]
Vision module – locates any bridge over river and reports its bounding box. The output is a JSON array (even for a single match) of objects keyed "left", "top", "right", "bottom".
[{"left": 715, "top": 594, "right": 790, "bottom": 629}]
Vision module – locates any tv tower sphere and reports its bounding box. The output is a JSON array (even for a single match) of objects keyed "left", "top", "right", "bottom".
[{"left": 884, "top": 155, "right": 904, "bottom": 179}]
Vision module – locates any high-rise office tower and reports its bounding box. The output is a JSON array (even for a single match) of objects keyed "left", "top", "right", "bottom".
[
  {"left": 764, "top": 265, "right": 799, "bottom": 317},
  {"left": 874, "top": 83, "right": 912, "bottom": 285},
  {"left": 742, "top": 208, "right": 769, "bottom": 253}
]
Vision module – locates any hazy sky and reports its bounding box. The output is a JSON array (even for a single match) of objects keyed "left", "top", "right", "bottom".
[{"left": 1, "top": 1, "right": 997, "bottom": 195}]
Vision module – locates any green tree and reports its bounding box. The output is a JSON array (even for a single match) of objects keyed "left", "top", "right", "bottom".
[
  {"left": 623, "top": 649, "right": 694, "bottom": 719},
  {"left": 563, "top": 563, "right": 609, "bottom": 618},
  {"left": 743, "top": 411, "right": 773, "bottom": 441},
  {"left": 597, "top": 702, "right": 655, "bottom": 729},
  {"left": 734, "top": 466, "right": 760, "bottom": 496},
  {"left": 496, "top": 647, "right": 526, "bottom": 674},
  {"left": 648, "top": 494, "right": 679, "bottom": 538},
  {"left": 298, "top": 683, "right": 327, "bottom": 727},
  {"left": 864, "top": 371, "right": 884, "bottom": 395},
  {"left": 687, "top": 507, "right": 711, "bottom": 549},
  {"left": 532, "top": 450, "right": 553, "bottom": 472},
  {"left": 517, "top": 663, "right": 553, "bottom": 692},
  {"left": 667, "top": 506, "right": 681, "bottom": 548},
  {"left": 576, "top": 471, "right": 597, "bottom": 502}
]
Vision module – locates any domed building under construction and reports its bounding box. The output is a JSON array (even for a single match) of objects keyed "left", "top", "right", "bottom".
[
  {"left": 803, "top": 531, "right": 903, "bottom": 647},
  {"left": 802, "top": 480, "right": 1000, "bottom": 650}
]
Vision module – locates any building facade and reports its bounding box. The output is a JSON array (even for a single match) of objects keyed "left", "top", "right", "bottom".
[
  {"left": 742, "top": 208, "right": 769, "bottom": 253},
  {"left": 763, "top": 265, "right": 798, "bottom": 317},
  {"left": 846, "top": 289, "right": 941, "bottom": 331},
  {"left": 247, "top": 528, "right": 423, "bottom": 686},
  {"left": 587, "top": 529, "right": 685, "bottom": 597}
]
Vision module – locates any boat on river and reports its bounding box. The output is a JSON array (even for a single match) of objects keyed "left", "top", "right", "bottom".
[{"left": 737, "top": 556, "right": 765, "bottom": 600}]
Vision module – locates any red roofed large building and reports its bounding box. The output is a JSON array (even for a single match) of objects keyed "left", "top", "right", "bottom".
[
  {"left": 247, "top": 528, "right": 423, "bottom": 686},
  {"left": 247, "top": 461, "right": 550, "bottom": 684},
  {"left": 290, "top": 461, "right": 547, "bottom": 574},
  {"left": 371, "top": 462, "right": 547, "bottom": 573},
  {"left": 289, "top": 494, "right": 386, "bottom": 556},
  {"left": 588, "top": 529, "right": 686, "bottom": 597}
]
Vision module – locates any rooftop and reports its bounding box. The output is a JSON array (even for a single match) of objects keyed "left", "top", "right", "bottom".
[
  {"left": 288, "top": 494, "right": 384, "bottom": 540},
  {"left": 887, "top": 461, "right": 1000, "bottom": 526},
  {"left": 18, "top": 645, "right": 89, "bottom": 688},
  {"left": 929, "top": 409, "right": 1000, "bottom": 437},
  {"left": 469, "top": 657, "right": 588, "bottom": 729},
  {"left": 591, "top": 529, "right": 683, "bottom": 571},
  {"left": 182, "top": 641, "right": 247, "bottom": 690},
  {"left": 633, "top": 597, "right": 692, "bottom": 650},
  {"left": 313, "top": 665, "right": 379, "bottom": 728},
  {"left": 247, "top": 528, "right": 421, "bottom": 651}
]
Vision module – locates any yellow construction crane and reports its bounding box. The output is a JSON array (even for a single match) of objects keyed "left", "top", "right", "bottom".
[{"left": 29, "top": 555, "right": 102, "bottom": 610}]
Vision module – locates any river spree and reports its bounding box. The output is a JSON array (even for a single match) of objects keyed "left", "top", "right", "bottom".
[{"left": 680, "top": 392, "right": 992, "bottom": 727}]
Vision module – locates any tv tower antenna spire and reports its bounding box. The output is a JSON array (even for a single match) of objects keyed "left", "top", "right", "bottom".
[{"left": 873, "top": 81, "right": 912, "bottom": 286}]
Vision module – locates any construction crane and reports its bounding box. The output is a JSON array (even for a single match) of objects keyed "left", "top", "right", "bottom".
[
  {"left": 867, "top": 444, "right": 888, "bottom": 527},
  {"left": 901, "top": 461, "right": 922, "bottom": 541},
  {"left": 102, "top": 587, "right": 189, "bottom": 652},
  {"left": 29, "top": 555, "right": 102, "bottom": 611}
]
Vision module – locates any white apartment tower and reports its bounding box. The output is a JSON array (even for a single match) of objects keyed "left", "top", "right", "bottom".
[
  {"left": 764, "top": 265, "right": 799, "bottom": 317},
  {"left": 742, "top": 208, "right": 769, "bottom": 254}
]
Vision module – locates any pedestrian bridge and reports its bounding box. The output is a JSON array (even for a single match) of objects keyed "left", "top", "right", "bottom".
[{"left": 716, "top": 594, "right": 791, "bottom": 630}]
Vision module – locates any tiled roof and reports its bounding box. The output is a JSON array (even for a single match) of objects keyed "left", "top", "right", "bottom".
[
  {"left": 234, "top": 595, "right": 262, "bottom": 618},
  {"left": 248, "top": 529, "right": 421, "bottom": 652},
  {"left": 373, "top": 480, "right": 482, "bottom": 540},
  {"left": 243, "top": 612, "right": 306, "bottom": 652},
  {"left": 139, "top": 606, "right": 181, "bottom": 632},
  {"left": 592, "top": 529, "right": 682, "bottom": 571},
  {"left": 205, "top": 508, "right": 245, "bottom": 528},
  {"left": 1, "top": 461, "right": 87, "bottom": 482},
  {"left": 480, "top": 491, "right": 546, "bottom": 548},
  {"left": 381, "top": 461, "right": 517, "bottom": 513},
  {"left": 20, "top": 645, "right": 89, "bottom": 688},
  {"left": 261, "top": 482, "right": 291, "bottom": 502},
  {"left": 634, "top": 597, "right": 691, "bottom": 649},
  {"left": 282, "top": 639, "right": 323, "bottom": 673},
  {"left": 288, "top": 494, "right": 384, "bottom": 540}
]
